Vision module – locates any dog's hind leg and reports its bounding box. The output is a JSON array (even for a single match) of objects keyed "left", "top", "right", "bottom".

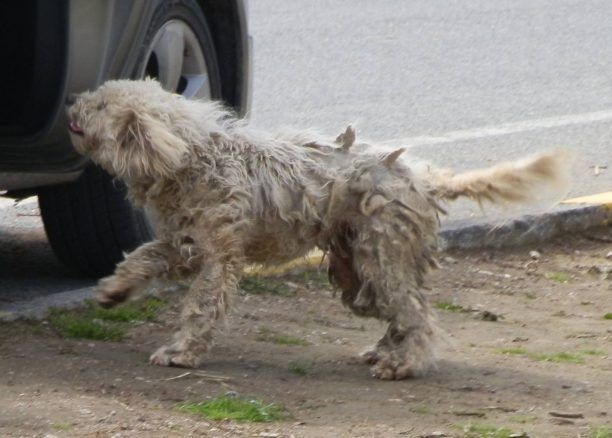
[
  {"left": 96, "top": 240, "right": 188, "bottom": 308},
  {"left": 366, "top": 295, "right": 438, "bottom": 380},
  {"left": 344, "top": 203, "right": 439, "bottom": 380},
  {"left": 149, "top": 245, "right": 241, "bottom": 368}
]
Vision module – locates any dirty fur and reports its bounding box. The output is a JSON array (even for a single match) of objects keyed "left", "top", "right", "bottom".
[{"left": 67, "top": 79, "right": 569, "bottom": 379}]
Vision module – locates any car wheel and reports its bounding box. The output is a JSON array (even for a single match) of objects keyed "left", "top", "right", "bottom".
[{"left": 38, "top": 0, "right": 221, "bottom": 277}]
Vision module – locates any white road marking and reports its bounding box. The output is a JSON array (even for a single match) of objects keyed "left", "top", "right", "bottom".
[{"left": 381, "top": 109, "right": 612, "bottom": 148}]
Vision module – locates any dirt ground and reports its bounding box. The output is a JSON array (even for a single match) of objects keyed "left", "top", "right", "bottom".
[{"left": 1, "top": 229, "right": 611, "bottom": 438}]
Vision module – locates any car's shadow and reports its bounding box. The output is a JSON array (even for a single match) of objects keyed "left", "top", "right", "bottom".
[{"left": 0, "top": 200, "right": 93, "bottom": 303}]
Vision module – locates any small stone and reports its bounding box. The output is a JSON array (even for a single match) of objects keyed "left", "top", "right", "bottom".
[
  {"left": 550, "top": 418, "right": 574, "bottom": 425},
  {"left": 606, "top": 251, "right": 612, "bottom": 260},
  {"left": 480, "top": 311, "right": 499, "bottom": 322},
  {"left": 529, "top": 250, "right": 541, "bottom": 260},
  {"left": 443, "top": 256, "right": 458, "bottom": 264},
  {"left": 588, "top": 265, "right": 612, "bottom": 280}
]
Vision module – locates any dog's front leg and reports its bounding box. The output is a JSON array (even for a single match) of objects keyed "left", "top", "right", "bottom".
[
  {"left": 149, "top": 254, "right": 240, "bottom": 368},
  {"left": 96, "top": 240, "right": 184, "bottom": 308}
]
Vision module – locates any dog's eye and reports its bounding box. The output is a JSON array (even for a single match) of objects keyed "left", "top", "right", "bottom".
[{"left": 96, "top": 101, "right": 107, "bottom": 111}]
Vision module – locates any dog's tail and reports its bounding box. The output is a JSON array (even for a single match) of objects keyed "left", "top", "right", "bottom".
[{"left": 430, "top": 150, "right": 571, "bottom": 205}]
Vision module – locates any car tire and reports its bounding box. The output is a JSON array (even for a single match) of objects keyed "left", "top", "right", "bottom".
[{"left": 38, "top": 0, "right": 221, "bottom": 277}]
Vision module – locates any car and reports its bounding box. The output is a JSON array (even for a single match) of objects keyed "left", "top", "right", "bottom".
[{"left": 0, "top": 0, "right": 251, "bottom": 277}]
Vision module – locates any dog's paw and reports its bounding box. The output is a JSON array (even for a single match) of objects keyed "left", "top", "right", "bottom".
[
  {"left": 370, "top": 359, "right": 417, "bottom": 381},
  {"left": 360, "top": 349, "right": 382, "bottom": 365},
  {"left": 96, "top": 276, "right": 134, "bottom": 308},
  {"left": 149, "top": 346, "right": 201, "bottom": 368}
]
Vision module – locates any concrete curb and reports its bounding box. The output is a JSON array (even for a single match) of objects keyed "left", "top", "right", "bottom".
[
  {"left": 439, "top": 204, "right": 611, "bottom": 250},
  {"left": 255, "top": 204, "right": 611, "bottom": 275}
]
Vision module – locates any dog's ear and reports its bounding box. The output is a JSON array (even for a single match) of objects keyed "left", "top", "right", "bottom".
[{"left": 117, "top": 109, "right": 189, "bottom": 178}]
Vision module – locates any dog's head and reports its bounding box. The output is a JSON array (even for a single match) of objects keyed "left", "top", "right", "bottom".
[{"left": 67, "top": 79, "right": 190, "bottom": 180}]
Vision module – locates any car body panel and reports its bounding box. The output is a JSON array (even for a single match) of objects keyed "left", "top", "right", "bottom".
[{"left": 0, "top": 0, "right": 250, "bottom": 191}]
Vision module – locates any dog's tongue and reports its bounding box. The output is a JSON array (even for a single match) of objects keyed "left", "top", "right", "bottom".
[{"left": 69, "top": 121, "right": 84, "bottom": 135}]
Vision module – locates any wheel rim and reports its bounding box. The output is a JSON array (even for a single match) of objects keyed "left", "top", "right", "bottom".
[{"left": 139, "top": 19, "right": 211, "bottom": 99}]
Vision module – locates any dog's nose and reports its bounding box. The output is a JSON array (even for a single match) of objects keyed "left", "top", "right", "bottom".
[{"left": 65, "top": 93, "right": 78, "bottom": 106}]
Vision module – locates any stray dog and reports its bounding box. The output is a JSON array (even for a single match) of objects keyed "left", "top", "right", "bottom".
[{"left": 67, "top": 79, "right": 568, "bottom": 379}]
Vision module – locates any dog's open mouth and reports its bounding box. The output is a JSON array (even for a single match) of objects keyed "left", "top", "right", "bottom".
[{"left": 68, "top": 121, "right": 84, "bottom": 136}]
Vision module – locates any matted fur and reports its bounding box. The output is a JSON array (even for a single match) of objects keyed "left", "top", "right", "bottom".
[{"left": 68, "top": 79, "right": 569, "bottom": 379}]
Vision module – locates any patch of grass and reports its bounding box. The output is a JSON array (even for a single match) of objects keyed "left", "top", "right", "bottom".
[
  {"left": 288, "top": 361, "right": 312, "bottom": 376},
  {"left": 270, "top": 334, "right": 310, "bottom": 346},
  {"left": 455, "top": 421, "right": 518, "bottom": 438},
  {"left": 256, "top": 325, "right": 274, "bottom": 335},
  {"left": 240, "top": 275, "right": 292, "bottom": 296},
  {"left": 302, "top": 270, "right": 330, "bottom": 286},
  {"left": 178, "top": 396, "right": 285, "bottom": 423},
  {"left": 50, "top": 422, "right": 72, "bottom": 431},
  {"left": 604, "top": 313, "right": 612, "bottom": 320},
  {"left": 499, "top": 347, "right": 527, "bottom": 356},
  {"left": 48, "top": 298, "right": 166, "bottom": 341},
  {"left": 49, "top": 309, "right": 125, "bottom": 341},
  {"left": 531, "top": 351, "right": 585, "bottom": 364},
  {"left": 499, "top": 347, "right": 585, "bottom": 364},
  {"left": 88, "top": 298, "right": 166, "bottom": 322},
  {"left": 256, "top": 326, "right": 310, "bottom": 346},
  {"left": 435, "top": 301, "right": 469, "bottom": 313},
  {"left": 582, "top": 349, "right": 606, "bottom": 356},
  {"left": 409, "top": 405, "right": 432, "bottom": 414},
  {"left": 508, "top": 414, "right": 538, "bottom": 424},
  {"left": 544, "top": 271, "right": 571, "bottom": 283},
  {"left": 591, "top": 425, "right": 612, "bottom": 438}
]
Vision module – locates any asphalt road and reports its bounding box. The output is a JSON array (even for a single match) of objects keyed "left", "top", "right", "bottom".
[
  {"left": 250, "top": 0, "right": 612, "bottom": 203},
  {"left": 1, "top": 0, "right": 611, "bottom": 309}
]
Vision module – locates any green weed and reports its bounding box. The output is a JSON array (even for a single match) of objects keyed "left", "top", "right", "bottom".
[
  {"left": 302, "top": 270, "right": 330, "bottom": 286},
  {"left": 508, "top": 414, "right": 538, "bottom": 424},
  {"left": 499, "top": 347, "right": 527, "bottom": 356},
  {"left": 269, "top": 334, "right": 309, "bottom": 346},
  {"left": 288, "top": 361, "right": 312, "bottom": 376},
  {"left": 544, "top": 271, "right": 571, "bottom": 283},
  {"left": 591, "top": 425, "right": 612, "bottom": 438},
  {"left": 88, "top": 298, "right": 165, "bottom": 322},
  {"left": 435, "top": 301, "right": 469, "bottom": 313},
  {"left": 256, "top": 326, "right": 309, "bottom": 346},
  {"left": 48, "top": 297, "right": 166, "bottom": 341},
  {"left": 499, "top": 347, "right": 585, "bottom": 364},
  {"left": 582, "top": 349, "right": 606, "bottom": 356},
  {"left": 240, "top": 276, "right": 292, "bottom": 296},
  {"left": 178, "top": 396, "right": 285, "bottom": 423},
  {"left": 455, "top": 421, "right": 519, "bottom": 438},
  {"left": 49, "top": 309, "right": 125, "bottom": 341},
  {"left": 409, "top": 405, "right": 432, "bottom": 414},
  {"left": 531, "top": 351, "right": 584, "bottom": 364},
  {"left": 50, "top": 422, "right": 72, "bottom": 431}
]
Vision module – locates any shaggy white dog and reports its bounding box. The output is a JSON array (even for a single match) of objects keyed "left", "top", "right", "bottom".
[{"left": 67, "top": 79, "right": 567, "bottom": 379}]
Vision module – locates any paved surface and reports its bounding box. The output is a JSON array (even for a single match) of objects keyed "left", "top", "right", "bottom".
[
  {"left": 1, "top": 0, "right": 611, "bottom": 312},
  {"left": 250, "top": 0, "right": 612, "bottom": 220}
]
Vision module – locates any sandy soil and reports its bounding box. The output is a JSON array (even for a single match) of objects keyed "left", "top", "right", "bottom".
[{"left": 1, "top": 230, "right": 611, "bottom": 437}]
